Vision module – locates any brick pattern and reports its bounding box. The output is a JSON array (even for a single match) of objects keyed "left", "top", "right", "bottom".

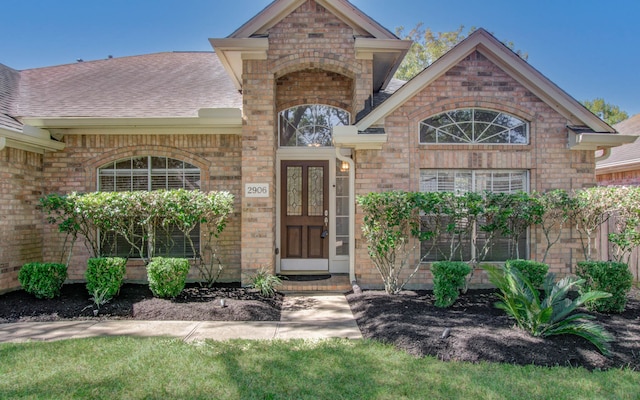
[
  {"left": 354, "top": 51, "right": 596, "bottom": 287},
  {"left": 40, "top": 132, "right": 242, "bottom": 284},
  {"left": 239, "top": 0, "right": 371, "bottom": 284},
  {"left": 0, "top": 148, "right": 44, "bottom": 293}
]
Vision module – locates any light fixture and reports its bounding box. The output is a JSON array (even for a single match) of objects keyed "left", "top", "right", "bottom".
[{"left": 340, "top": 160, "right": 350, "bottom": 172}]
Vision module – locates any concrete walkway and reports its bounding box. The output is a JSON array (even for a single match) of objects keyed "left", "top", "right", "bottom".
[{"left": 0, "top": 292, "right": 362, "bottom": 343}]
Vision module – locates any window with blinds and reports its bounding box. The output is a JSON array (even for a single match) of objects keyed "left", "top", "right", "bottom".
[
  {"left": 419, "top": 169, "right": 528, "bottom": 262},
  {"left": 98, "top": 156, "right": 201, "bottom": 258}
]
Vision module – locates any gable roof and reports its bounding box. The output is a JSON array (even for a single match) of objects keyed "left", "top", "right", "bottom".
[
  {"left": 17, "top": 52, "right": 241, "bottom": 120},
  {"left": 210, "top": 0, "right": 411, "bottom": 91},
  {"left": 356, "top": 28, "right": 616, "bottom": 135},
  {"left": 596, "top": 114, "right": 640, "bottom": 172},
  {"left": 229, "top": 0, "right": 397, "bottom": 40}
]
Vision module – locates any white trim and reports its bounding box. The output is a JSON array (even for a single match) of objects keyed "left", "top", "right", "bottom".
[
  {"left": 0, "top": 126, "right": 65, "bottom": 153},
  {"left": 276, "top": 148, "right": 346, "bottom": 274},
  {"left": 333, "top": 125, "right": 387, "bottom": 150},
  {"left": 569, "top": 131, "right": 638, "bottom": 150},
  {"left": 335, "top": 147, "right": 355, "bottom": 283},
  {"left": 281, "top": 259, "right": 329, "bottom": 271},
  {"left": 356, "top": 29, "right": 616, "bottom": 134},
  {"left": 23, "top": 109, "right": 243, "bottom": 130}
]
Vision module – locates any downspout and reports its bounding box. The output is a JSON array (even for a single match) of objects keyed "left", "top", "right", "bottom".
[
  {"left": 595, "top": 147, "right": 612, "bottom": 163},
  {"left": 0, "top": 137, "right": 6, "bottom": 151},
  {"left": 335, "top": 147, "right": 356, "bottom": 284}
]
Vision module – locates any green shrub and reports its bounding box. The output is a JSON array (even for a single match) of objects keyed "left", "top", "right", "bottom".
[
  {"left": 505, "top": 259, "right": 549, "bottom": 288},
  {"left": 483, "top": 263, "right": 613, "bottom": 355},
  {"left": 431, "top": 261, "right": 471, "bottom": 307},
  {"left": 86, "top": 257, "right": 127, "bottom": 303},
  {"left": 18, "top": 262, "right": 67, "bottom": 299},
  {"left": 147, "top": 257, "right": 190, "bottom": 298},
  {"left": 575, "top": 261, "right": 633, "bottom": 313},
  {"left": 250, "top": 267, "right": 282, "bottom": 298}
]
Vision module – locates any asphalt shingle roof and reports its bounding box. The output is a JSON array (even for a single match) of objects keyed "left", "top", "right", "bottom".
[
  {"left": 0, "top": 63, "right": 22, "bottom": 131},
  {"left": 598, "top": 114, "right": 640, "bottom": 168},
  {"left": 17, "top": 52, "right": 241, "bottom": 119}
]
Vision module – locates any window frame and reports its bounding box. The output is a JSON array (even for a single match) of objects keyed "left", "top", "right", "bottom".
[
  {"left": 278, "top": 104, "right": 350, "bottom": 148},
  {"left": 97, "top": 156, "right": 201, "bottom": 259},
  {"left": 419, "top": 169, "right": 529, "bottom": 263},
  {"left": 419, "top": 108, "right": 529, "bottom": 145}
]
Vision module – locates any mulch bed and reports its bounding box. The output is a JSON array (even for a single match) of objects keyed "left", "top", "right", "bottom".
[
  {"left": 0, "top": 283, "right": 283, "bottom": 323},
  {"left": 346, "top": 287, "right": 640, "bottom": 370},
  {"left": 3, "top": 281, "right": 640, "bottom": 370}
]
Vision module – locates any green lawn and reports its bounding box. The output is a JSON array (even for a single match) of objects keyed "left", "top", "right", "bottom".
[{"left": 0, "top": 337, "right": 637, "bottom": 399}]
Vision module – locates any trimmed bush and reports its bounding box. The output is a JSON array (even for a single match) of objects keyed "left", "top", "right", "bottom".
[
  {"left": 575, "top": 261, "right": 633, "bottom": 313},
  {"left": 147, "top": 257, "right": 190, "bottom": 298},
  {"left": 431, "top": 261, "right": 471, "bottom": 308},
  {"left": 18, "top": 262, "right": 67, "bottom": 299},
  {"left": 86, "top": 257, "right": 127, "bottom": 302},
  {"left": 505, "top": 260, "right": 549, "bottom": 289}
]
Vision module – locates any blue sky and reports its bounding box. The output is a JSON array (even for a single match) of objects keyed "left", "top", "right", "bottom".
[{"left": 2, "top": 0, "right": 638, "bottom": 117}]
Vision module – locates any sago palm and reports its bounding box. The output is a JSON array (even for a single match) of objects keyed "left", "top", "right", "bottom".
[{"left": 482, "top": 264, "right": 614, "bottom": 355}]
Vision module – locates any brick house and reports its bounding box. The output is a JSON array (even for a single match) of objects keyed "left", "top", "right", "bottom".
[
  {"left": 1, "top": 0, "right": 635, "bottom": 293},
  {"left": 596, "top": 114, "right": 640, "bottom": 186}
]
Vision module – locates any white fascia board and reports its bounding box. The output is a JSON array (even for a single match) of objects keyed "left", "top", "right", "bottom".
[
  {"left": 568, "top": 131, "right": 638, "bottom": 151},
  {"left": 23, "top": 110, "right": 243, "bottom": 131},
  {"left": 0, "top": 126, "right": 65, "bottom": 153},
  {"left": 209, "top": 38, "right": 269, "bottom": 90},
  {"left": 333, "top": 125, "right": 387, "bottom": 149},
  {"left": 596, "top": 159, "right": 640, "bottom": 174},
  {"left": 356, "top": 29, "right": 614, "bottom": 133}
]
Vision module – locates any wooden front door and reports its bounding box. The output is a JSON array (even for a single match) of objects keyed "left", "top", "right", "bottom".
[{"left": 280, "top": 160, "right": 329, "bottom": 271}]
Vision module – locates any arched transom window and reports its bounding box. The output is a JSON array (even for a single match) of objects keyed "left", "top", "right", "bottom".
[
  {"left": 279, "top": 104, "right": 350, "bottom": 147},
  {"left": 420, "top": 108, "right": 528, "bottom": 144}
]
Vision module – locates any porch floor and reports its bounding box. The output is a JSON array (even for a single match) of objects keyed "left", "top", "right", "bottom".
[{"left": 278, "top": 274, "right": 352, "bottom": 293}]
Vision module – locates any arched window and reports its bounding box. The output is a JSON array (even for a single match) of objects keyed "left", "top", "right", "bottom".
[
  {"left": 420, "top": 108, "right": 528, "bottom": 144},
  {"left": 279, "top": 104, "right": 350, "bottom": 147},
  {"left": 98, "top": 156, "right": 201, "bottom": 258}
]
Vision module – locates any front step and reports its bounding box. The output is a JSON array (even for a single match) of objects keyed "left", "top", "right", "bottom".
[{"left": 279, "top": 274, "right": 352, "bottom": 293}]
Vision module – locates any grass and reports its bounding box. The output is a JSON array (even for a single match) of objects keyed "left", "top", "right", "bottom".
[{"left": 0, "top": 337, "right": 638, "bottom": 400}]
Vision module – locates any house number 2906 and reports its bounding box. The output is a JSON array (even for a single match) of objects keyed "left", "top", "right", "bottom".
[{"left": 245, "top": 183, "right": 269, "bottom": 198}]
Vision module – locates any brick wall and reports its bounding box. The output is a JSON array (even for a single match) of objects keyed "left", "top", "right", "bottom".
[
  {"left": 0, "top": 148, "right": 44, "bottom": 293},
  {"left": 354, "top": 51, "right": 596, "bottom": 288},
  {"left": 239, "top": 0, "right": 371, "bottom": 283},
  {"left": 40, "top": 132, "right": 242, "bottom": 283}
]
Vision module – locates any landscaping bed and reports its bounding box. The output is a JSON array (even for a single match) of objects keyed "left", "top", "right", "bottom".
[
  {"left": 346, "top": 287, "right": 640, "bottom": 370},
  {"left": 0, "top": 283, "right": 283, "bottom": 322}
]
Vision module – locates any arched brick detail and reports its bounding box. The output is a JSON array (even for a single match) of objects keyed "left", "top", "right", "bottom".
[
  {"left": 273, "top": 58, "right": 359, "bottom": 81},
  {"left": 84, "top": 145, "right": 211, "bottom": 191}
]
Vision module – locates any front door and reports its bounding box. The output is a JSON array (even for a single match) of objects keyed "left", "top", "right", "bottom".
[{"left": 280, "top": 160, "right": 329, "bottom": 271}]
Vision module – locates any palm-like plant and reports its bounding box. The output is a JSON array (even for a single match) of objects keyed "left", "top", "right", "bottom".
[{"left": 482, "top": 264, "right": 614, "bottom": 355}]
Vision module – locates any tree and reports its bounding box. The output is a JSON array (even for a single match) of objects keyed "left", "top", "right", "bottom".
[
  {"left": 582, "top": 98, "right": 629, "bottom": 126},
  {"left": 394, "top": 24, "right": 527, "bottom": 81}
]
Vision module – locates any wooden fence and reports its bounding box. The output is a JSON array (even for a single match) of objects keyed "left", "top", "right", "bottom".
[{"left": 596, "top": 217, "right": 640, "bottom": 282}]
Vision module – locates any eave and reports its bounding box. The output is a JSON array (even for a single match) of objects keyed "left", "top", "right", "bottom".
[
  {"left": 0, "top": 126, "right": 66, "bottom": 153},
  {"left": 568, "top": 130, "right": 638, "bottom": 151},
  {"left": 23, "top": 108, "right": 243, "bottom": 131},
  {"left": 333, "top": 125, "right": 387, "bottom": 150},
  {"left": 208, "top": 38, "right": 269, "bottom": 91},
  {"left": 356, "top": 29, "right": 615, "bottom": 135}
]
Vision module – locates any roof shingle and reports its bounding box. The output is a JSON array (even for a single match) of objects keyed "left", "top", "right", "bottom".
[
  {"left": 597, "top": 113, "right": 640, "bottom": 168},
  {"left": 0, "top": 63, "right": 22, "bottom": 131},
  {"left": 17, "top": 52, "right": 241, "bottom": 119}
]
